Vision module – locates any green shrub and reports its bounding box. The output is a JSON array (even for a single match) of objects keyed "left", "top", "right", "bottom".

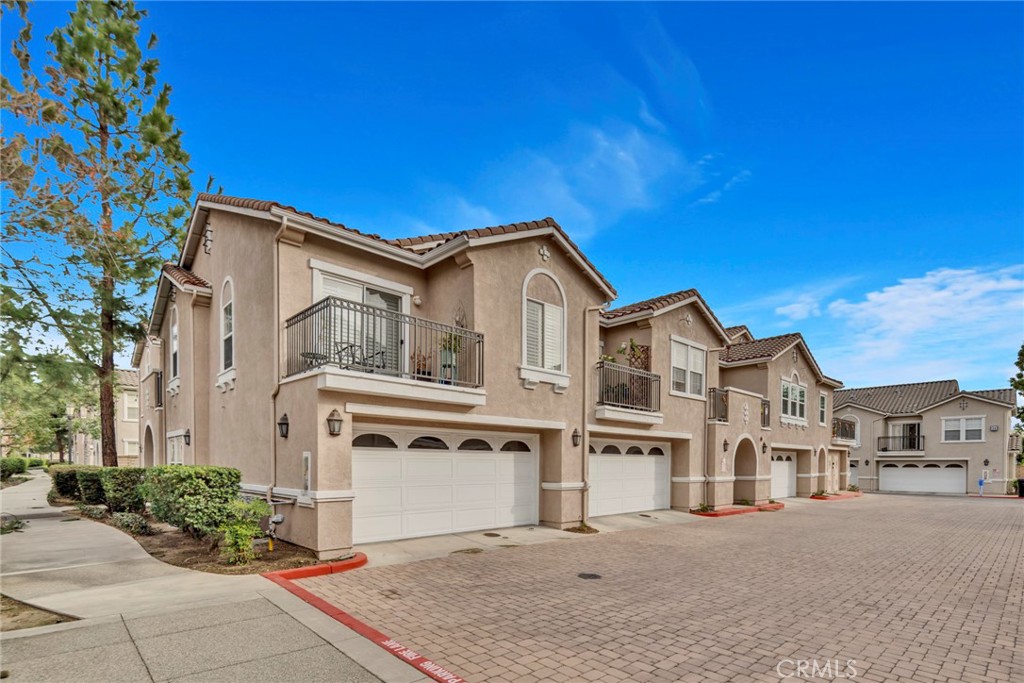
[
  {"left": 77, "top": 504, "right": 108, "bottom": 519},
  {"left": 27, "top": 457, "right": 45, "bottom": 468},
  {"left": 49, "top": 465, "right": 90, "bottom": 499},
  {"left": 112, "top": 512, "right": 152, "bottom": 536},
  {"left": 101, "top": 468, "right": 146, "bottom": 513},
  {"left": 218, "top": 498, "right": 271, "bottom": 565},
  {"left": 1, "top": 457, "right": 28, "bottom": 479},
  {"left": 143, "top": 466, "right": 241, "bottom": 538},
  {"left": 76, "top": 468, "right": 106, "bottom": 505}
]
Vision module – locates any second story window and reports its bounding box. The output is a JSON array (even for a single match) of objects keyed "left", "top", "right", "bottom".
[
  {"left": 525, "top": 299, "right": 563, "bottom": 371},
  {"left": 124, "top": 391, "right": 139, "bottom": 421},
  {"left": 221, "top": 279, "right": 234, "bottom": 371},
  {"left": 818, "top": 393, "right": 827, "bottom": 425},
  {"left": 942, "top": 416, "right": 984, "bottom": 442},
  {"left": 170, "top": 306, "right": 179, "bottom": 378},
  {"left": 670, "top": 338, "right": 705, "bottom": 396},
  {"left": 781, "top": 378, "right": 806, "bottom": 420}
]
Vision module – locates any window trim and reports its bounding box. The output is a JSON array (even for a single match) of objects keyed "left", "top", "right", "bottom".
[
  {"left": 122, "top": 438, "right": 139, "bottom": 457},
  {"left": 123, "top": 391, "right": 139, "bottom": 422},
  {"left": 668, "top": 335, "right": 707, "bottom": 399},
  {"left": 818, "top": 392, "right": 827, "bottom": 426},
  {"left": 941, "top": 415, "right": 986, "bottom": 443},
  {"left": 221, "top": 277, "right": 234, "bottom": 373},
  {"left": 169, "top": 305, "right": 179, "bottom": 379},
  {"left": 519, "top": 268, "right": 569, "bottom": 391},
  {"left": 780, "top": 373, "right": 807, "bottom": 424}
]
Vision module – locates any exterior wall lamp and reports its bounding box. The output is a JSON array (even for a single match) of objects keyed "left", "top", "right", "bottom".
[
  {"left": 761, "top": 441, "right": 767, "bottom": 454},
  {"left": 326, "top": 409, "right": 343, "bottom": 436},
  {"left": 571, "top": 428, "right": 581, "bottom": 447},
  {"left": 983, "top": 459, "right": 989, "bottom": 467},
  {"left": 277, "top": 414, "right": 289, "bottom": 439},
  {"left": 184, "top": 429, "right": 190, "bottom": 446},
  {"left": 723, "top": 438, "right": 730, "bottom": 452}
]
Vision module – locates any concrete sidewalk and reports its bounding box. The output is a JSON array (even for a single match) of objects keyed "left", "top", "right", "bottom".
[{"left": 0, "top": 473, "right": 429, "bottom": 683}]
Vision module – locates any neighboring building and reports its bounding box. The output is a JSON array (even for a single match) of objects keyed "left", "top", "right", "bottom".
[
  {"left": 68, "top": 369, "right": 140, "bottom": 467},
  {"left": 834, "top": 380, "right": 1018, "bottom": 495},
  {"left": 133, "top": 193, "right": 850, "bottom": 559}
]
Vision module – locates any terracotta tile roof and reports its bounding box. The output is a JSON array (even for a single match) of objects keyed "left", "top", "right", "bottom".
[
  {"left": 602, "top": 289, "right": 699, "bottom": 320},
  {"left": 114, "top": 369, "right": 139, "bottom": 387},
  {"left": 196, "top": 193, "right": 384, "bottom": 240},
  {"left": 724, "top": 325, "right": 750, "bottom": 339},
  {"left": 720, "top": 333, "right": 803, "bottom": 363},
  {"left": 162, "top": 263, "right": 210, "bottom": 289},
  {"left": 834, "top": 380, "right": 960, "bottom": 414},
  {"left": 965, "top": 388, "right": 1015, "bottom": 406}
]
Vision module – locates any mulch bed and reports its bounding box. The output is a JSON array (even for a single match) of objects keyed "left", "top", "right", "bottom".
[{"left": 0, "top": 595, "right": 75, "bottom": 632}]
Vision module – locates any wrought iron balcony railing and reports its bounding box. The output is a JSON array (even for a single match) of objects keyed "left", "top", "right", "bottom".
[
  {"left": 832, "top": 417, "right": 856, "bottom": 441},
  {"left": 596, "top": 361, "right": 661, "bottom": 413},
  {"left": 708, "top": 388, "right": 729, "bottom": 422},
  {"left": 877, "top": 435, "right": 925, "bottom": 452},
  {"left": 285, "top": 297, "right": 484, "bottom": 388}
]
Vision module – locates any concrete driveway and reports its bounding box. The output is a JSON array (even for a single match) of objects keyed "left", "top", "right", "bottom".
[{"left": 301, "top": 495, "right": 1024, "bottom": 683}]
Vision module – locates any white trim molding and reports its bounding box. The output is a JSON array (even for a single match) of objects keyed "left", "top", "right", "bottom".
[
  {"left": 272, "top": 487, "right": 355, "bottom": 503},
  {"left": 309, "top": 258, "right": 415, "bottom": 296},
  {"left": 706, "top": 476, "right": 736, "bottom": 483},
  {"left": 315, "top": 367, "right": 486, "bottom": 407},
  {"left": 216, "top": 367, "right": 237, "bottom": 393},
  {"left": 734, "top": 475, "right": 772, "bottom": 481},
  {"left": 594, "top": 405, "right": 664, "bottom": 425},
  {"left": 519, "top": 365, "right": 570, "bottom": 393},
  {"left": 541, "top": 481, "right": 585, "bottom": 491},
  {"left": 797, "top": 473, "right": 820, "bottom": 479},
  {"left": 345, "top": 403, "right": 566, "bottom": 431},
  {"left": 671, "top": 476, "right": 705, "bottom": 484},
  {"left": 586, "top": 424, "right": 693, "bottom": 440}
]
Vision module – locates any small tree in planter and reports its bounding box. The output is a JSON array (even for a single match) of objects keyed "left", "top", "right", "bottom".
[{"left": 439, "top": 333, "right": 462, "bottom": 385}]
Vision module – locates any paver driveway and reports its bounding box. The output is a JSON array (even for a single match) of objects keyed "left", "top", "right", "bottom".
[{"left": 301, "top": 495, "right": 1024, "bottom": 683}]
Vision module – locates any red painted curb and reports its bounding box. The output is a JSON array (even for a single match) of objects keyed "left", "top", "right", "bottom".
[
  {"left": 690, "top": 506, "right": 760, "bottom": 518},
  {"left": 262, "top": 554, "right": 468, "bottom": 683},
  {"left": 810, "top": 491, "right": 863, "bottom": 501},
  {"left": 757, "top": 503, "right": 785, "bottom": 512}
]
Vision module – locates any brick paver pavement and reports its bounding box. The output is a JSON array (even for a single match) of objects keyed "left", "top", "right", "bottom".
[{"left": 300, "top": 496, "right": 1024, "bottom": 683}]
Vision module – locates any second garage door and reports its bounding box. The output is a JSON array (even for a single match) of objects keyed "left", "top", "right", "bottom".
[
  {"left": 771, "top": 454, "right": 797, "bottom": 499},
  {"left": 352, "top": 429, "right": 539, "bottom": 544},
  {"left": 879, "top": 462, "right": 966, "bottom": 494},
  {"left": 589, "top": 441, "right": 670, "bottom": 517}
]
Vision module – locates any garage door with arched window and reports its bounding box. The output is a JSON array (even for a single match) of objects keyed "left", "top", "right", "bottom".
[
  {"left": 588, "top": 439, "right": 671, "bottom": 517},
  {"left": 352, "top": 427, "right": 539, "bottom": 543},
  {"left": 878, "top": 461, "right": 966, "bottom": 494}
]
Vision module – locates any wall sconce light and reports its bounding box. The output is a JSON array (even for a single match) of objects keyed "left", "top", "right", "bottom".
[
  {"left": 277, "top": 414, "right": 289, "bottom": 439},
  {"left": 983, "top": 459, "right": 989, "bottom": 467},
  {"left": 723, "top": 438, "right": 730, "bottom": 452},
  {"left": 761, "top": 442, "right": 768, "bottom": 454},
  {"left": 326, "top": 409, "right": 343, "bottom": 436},
  {"left": 864, "top": 459, "right": 870, "bottom": 466},
  {"left": 571, "top": 428, "right": 582, "bottom": 447},
  {"left": 184, "top": 429, "right": 191, "bottom": 446}
]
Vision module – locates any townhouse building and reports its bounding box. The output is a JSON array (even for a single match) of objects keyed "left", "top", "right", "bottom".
[
  {"left": 834, "top": 381, "right": 1018, "bottom": 495},
  {"left": 133, "top": 193, "right": 851, "bottom": 558},
  {"left": 69, "top": 369, "right": 141, "bottom": 467}
]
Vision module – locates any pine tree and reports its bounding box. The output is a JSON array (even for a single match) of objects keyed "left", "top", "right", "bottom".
[{"left": 1, "top": 1, "right": 192, "bottom": 466}]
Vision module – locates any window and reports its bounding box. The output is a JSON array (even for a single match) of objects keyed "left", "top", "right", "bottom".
[
  {"left": 124, "top": 392, "right": 139, "bottom": 421},
  {"left": 123, "top": 439, "right": 139, "bottom": 457},
  {"left": 818, "top": 393, "right": 827, "bottom": 425},
  {"left": 500, "top": 440, "right": 531, "bottom": 452},
  {"left": 409, "top": 436, "right": 448, "bottom": 450},
  {"left": 458, "top": 438, "right": 492, "bottom": 451},
  {"left": 221, "top": 279, "right": 234, "bottom": 371},
  {"left": 170, "top": 306, "right": 179, "bottom": 378},
  {"left": 525, "top": 299, "right": 563, "bottom": 371},
  {"left": 942, "top": 417, "right": 984, "bottom": 442},
  {"left": 780, "top": 378, "right": 806, "bottom": 421},
  {"left": 167, "top": 435, "right": 185, "bottom": 465},
  {"left": 352, "top": 433, "right": 398, "bottom": 448},
  {"left": 670, "top": 338, "right": 705, "bottom": 396}
]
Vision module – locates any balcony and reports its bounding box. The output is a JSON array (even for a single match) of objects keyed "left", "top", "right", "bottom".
[
  {"left": 285, "top": 297, "right": 484, "bottom": 392},
  {"left": 595, "top": 361, "right": 662, "bottom": 423},
  {"left": 708, "top": 388, "right": 729, "bottom": 422},
  {"left": 877, "top": 435, "right": 925, "bottom": 452},
  {"left": 832, "top": 417, "right": 856, "bottom": 442}
]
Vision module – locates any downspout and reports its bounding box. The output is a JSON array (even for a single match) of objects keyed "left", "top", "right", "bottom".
[
  {"left": 268, "top": 224, "right": 282, "bottom": 504},
  {"left": 581, "top": 304, "right": 606, "bottom": 524},
  {"left": 703, "top": 347, "right": 726, "bottom": 507},
  {"left": 189, "top": 295, "right": 198, "bottom": 465}
]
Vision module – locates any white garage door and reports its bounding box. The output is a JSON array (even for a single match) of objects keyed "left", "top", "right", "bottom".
[
  {"left": 771, "top": 454, "right": 797, "bottom": 499},
  {"left": 352, "top": 429, "right": 539, "bottom": 544},
  {"left": 849, "top": 462, "right": 859, "bottom": 487},
  {"left": 589, "top": 441, "right": 670, "bottom": 517},
  {"left": 879, "top": 462, "right": 966, "bottom": 494}
]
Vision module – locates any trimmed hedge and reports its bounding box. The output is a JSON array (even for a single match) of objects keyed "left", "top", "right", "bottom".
[
  {"left": 143, "top": 466, "right": 241, "bottom": 538},
  {"left": 1, "top": 457, "right": 28, "bottom": 480},
  {"left": 49, "top": 465, "right": 88, "bottom": 498},
  {"left": 101, "top": 468, "right": 146, "bottom": 513},
  {"left": 76, "top": 468, "right": 106, "bottom": 505},
  {"left": 112, "top": 512, "right": 152, "bottom": 535}
]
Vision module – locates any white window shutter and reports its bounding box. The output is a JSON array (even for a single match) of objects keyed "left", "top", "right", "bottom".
[
  {"left": 543, "top": 303, "right": 563, "bottom": 371},
  {"left": 322, "top": 275, "right": 364, "bottom": 355},
  {"left": 526, "top": 300, "right": 542, "bottom": 368}
]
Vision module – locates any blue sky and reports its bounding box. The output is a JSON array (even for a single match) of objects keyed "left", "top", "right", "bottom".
[{"left": 8, "top": 2, "right": 1024, "bottom": 390}]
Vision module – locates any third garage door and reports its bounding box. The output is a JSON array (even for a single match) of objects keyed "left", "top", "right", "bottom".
[
  {"left": 879, "top": 462, "right": 966, "bottom": 494},
  {"left": 589, "top": 441, "right": 670, "bottom": 517}
]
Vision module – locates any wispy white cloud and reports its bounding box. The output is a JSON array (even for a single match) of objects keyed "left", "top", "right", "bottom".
[
  {"left": 717, "top": 275, "right": 862, "bottom": 329},
  {"left": 690, "top": 168, "right": 751, "bottom": 207}
]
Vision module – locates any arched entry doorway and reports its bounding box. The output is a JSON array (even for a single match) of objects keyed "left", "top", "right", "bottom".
[
  {"left": 733, "top": 439, "right": 758, "bottom": 503},
  {"left": 817, "top": 447, "right": 828, "bottom": 493},
  {"left": 143, "top": 426, "right": 155, "bottom": 468}
]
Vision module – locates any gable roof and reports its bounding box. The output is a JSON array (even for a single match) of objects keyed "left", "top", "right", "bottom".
[
  {"left": 114, "top": 368, "right": 138, "bottom": 387},
  {"left": 720, "top": 332, "right": 842, "bottom": 388},
  {"left": 835, "top": 380, "right": 959, "bottom": 414},
  {"left": 600, "top": 288, "right": 732, "bottom": 344},
  {"left": 835, "top": 380, "right": 1014, "bottom": 415},
  {"left": 162, "top": 263, "right": 211, "bottom": 290},
  {"left": 724, "top": 325, "right": 753, "bottom": 341}
]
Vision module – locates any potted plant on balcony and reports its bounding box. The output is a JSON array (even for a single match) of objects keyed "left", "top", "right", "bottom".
[
  {"left": 439, "top": 332, "right": 463, "bottom": 385},
  {"left": 411, "top": 351, "right": 433, "bottom": 381}
]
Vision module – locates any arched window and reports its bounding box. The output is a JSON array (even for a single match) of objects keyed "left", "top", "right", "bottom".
[
  {"left": 945, "top": 463, "right": 963, "bottom": 468},
  {"left": 458, "top": 438, "right": 492, "bottom": 451},
  {"left": 588, "top": 444, "right": 596, "bottom": 454},
  {"left": 221, "top": 278, "right": 234, "bottom": 371},
  {"left": 882, "top": 463, "right": 898, "bottom": 468},
  {"left": 409, "top": 436, "right": 448, "bottom": 450},
  {"left": 601, "top": 445, "right": 621, "bottom": 454},
  {"left": 500, "top": 440, "right": 531, "bottom": 452},
  {"left": 352, "top": 433, "right": 398, "bottom": 448},
  {"left": 842, "top": 414, "right": 861, "bottom": 447},
  {"left": 522, "top": 269, "right": 566, "bottom": 373},
  {"left": 170, "top": 306, "right": 179, "bottom": 378},
  {"left": 626, "top": 446, "right": 644, "bottom": 455},
  {"left": 648, "top": 447, "right": 665, "bottom": 456}
]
